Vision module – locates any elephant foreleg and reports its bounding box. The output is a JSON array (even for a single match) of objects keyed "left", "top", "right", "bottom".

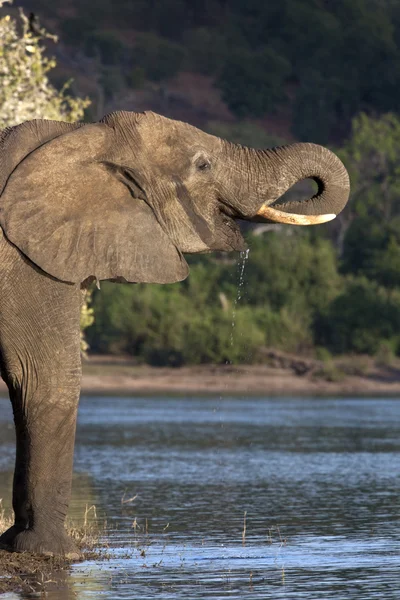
[
  {"left": 1, "top": 381, "right": 81, "bottom": 557},
  {"left": 0, "top": 234, "right": 82, "bottom": 557}
]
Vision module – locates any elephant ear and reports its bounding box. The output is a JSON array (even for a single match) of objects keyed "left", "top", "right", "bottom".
[
  {"left": 0, "top": 119, "right": 82, "bottom": 196},
  {"left": 0, "top": 120, "right": 189, "bottom": 284}
]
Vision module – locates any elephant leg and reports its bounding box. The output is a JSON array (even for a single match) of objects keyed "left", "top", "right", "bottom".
[
  {"left": 0, "top": 235, "right": 82, "bottom": 557},
  {"left": 0, "top": 385, "right": 81, "bottom": 558}
]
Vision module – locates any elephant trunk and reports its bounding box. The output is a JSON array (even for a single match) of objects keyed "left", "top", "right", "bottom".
[{"left": 232, "top": 142, "right": 350, "bottom": 226}]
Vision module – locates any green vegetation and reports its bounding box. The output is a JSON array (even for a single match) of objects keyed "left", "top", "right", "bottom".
[
  {"left": 217, "top": 47, "right": 290, "bottom": 118},
  {"left": 0, "top": 5, "right": 89, "bottom": 128},
  {"left": 87, "top": 231, "right": 338, "bottom": 364}
]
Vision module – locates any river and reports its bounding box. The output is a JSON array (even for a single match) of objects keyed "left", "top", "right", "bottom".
[{"left": 1, "top": 395, "right": 399, "bottom": 599}]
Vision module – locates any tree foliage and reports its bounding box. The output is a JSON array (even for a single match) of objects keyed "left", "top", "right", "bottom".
[
  {"left": 18, "top": 0, "right": 400, "bottom": 143},
  {"left": 0, "top": 3, "right": 89, "bottom": 128},
  {"left": 87, "top": 232, "right": 341, "bottom": 363},
  {"left": 217, "top": 47, "right": 290, "bottom": 118},
  {"left": 338, "top": 113, "right": 400, "bottom": 288}
]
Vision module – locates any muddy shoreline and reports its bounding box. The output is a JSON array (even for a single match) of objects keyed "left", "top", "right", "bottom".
[
  {"left": 0, "top": 551, "right": 75, "bottom": 594},
  {"left": 78, "top": 369, "right": 400, "bottom": 396},
  {"left": 0, "top": 519, "right": 107, "bottom": 595},
  {"left": 1, "top": 353, "right": 397, "bottom": 397}
]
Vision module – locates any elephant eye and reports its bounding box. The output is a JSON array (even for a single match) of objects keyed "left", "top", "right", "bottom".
[{"left": 196, "top": 159, "right": 211, "bottom": 171}]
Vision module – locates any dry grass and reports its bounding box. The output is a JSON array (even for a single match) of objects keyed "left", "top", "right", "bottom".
[
  {"left": 0, "top": 498, "right": 12, "bottom": 533},
  {"left": 67, "top": 503, "right": 107, "bottom": 552}
]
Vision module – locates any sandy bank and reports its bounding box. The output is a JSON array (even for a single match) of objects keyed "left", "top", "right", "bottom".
[{"left": 1, "top": 353, "right": 400, "bottom": 397}]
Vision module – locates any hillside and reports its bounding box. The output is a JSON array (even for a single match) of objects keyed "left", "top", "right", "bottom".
[{"left": 11, "top": 0, "right": 400, "bottom": 145}]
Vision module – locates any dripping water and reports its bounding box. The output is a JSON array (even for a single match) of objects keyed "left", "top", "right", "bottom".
[{"left": 229, "top": 248, "right": 250, "bottom": 348}]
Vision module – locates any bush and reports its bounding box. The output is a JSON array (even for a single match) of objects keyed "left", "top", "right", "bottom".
[
  {"left": 243, "top": 232, "right": 341, "bottom": 315},
  {"left": 0, "top": 8, "right": 89, "bottom": 128},
  {"left": 60, "top": 17, "right": 96, "bottom": 46},
  {"left": 342, "top": 216, "right": 400, "bottom": 288},
  {"left": 375, "top": 342, "right": 395, "bottom": 368},
  {"left": 253, "top": 304, "right": 313, "bottom": 353},
  {"left": 216, "top": 47, "right": 290, "bottom": 118},
  {"left": 87, "top": 231, "right": 344, "bottom": 364},
  {"left": 134, "top": 33, "right": 185, "bottom": 82},
  {"left": 87, "top": 278, "right": 264, "bottom": 365},
  {"left": 126, "top": 66, "right": 146, "bottom": 89},
  {"left": 318, "top": 277, "right": 400, "bottom": 354},
  {"left": 85, "top": 31, "right": 126, "bottom": 65},
  {"left": 183, "top": 27, "right": 226, "bottom": 75},
  {"left": 100, "top": 66, "right": 125, "bottom": 100}
]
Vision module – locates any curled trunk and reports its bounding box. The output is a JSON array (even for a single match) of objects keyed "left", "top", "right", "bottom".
[
  {"left": 258, "top": 143, "right": 350, "bottom": 217},
  {"left": 228, "top": 142, "right": 350, "bottom": 224}
]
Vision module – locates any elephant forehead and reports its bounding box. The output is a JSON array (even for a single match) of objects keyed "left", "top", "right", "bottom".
[{"left": 136, "top": 117, "right": 220, "bottom": 159}]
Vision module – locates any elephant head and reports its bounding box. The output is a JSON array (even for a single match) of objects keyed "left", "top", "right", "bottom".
[{"left": 0, "top": 111, "right": 349, "bottom": 284}]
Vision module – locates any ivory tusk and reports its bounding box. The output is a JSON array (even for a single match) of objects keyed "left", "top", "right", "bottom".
[{"left": 256, "top": 203, "right": 336, "bottom": 226}]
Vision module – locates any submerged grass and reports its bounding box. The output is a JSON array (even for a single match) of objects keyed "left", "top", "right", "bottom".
[
  {"left": 0, "top": 500, "right": 109, "bottom": 595},
  {"left": 0, "top": 501, "right": 289, "bottom": 595}
]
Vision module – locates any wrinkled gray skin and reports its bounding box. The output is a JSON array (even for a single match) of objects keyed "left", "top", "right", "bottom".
[{"left": 0, "top": 111, "right": 350, "bottom": 557}]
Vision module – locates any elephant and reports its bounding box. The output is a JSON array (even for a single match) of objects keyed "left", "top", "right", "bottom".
[{"left": 0, "top": 110, "right": 350, "bottom": 557}]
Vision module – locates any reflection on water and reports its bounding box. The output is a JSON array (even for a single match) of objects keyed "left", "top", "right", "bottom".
[{"left": 1, "top": 396, "right": 400, "bottom": 599}]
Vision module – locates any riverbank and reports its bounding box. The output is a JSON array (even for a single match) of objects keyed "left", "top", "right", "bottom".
[
  {"left": 17, "top": 352, "right": 400, "bottom": 396},
  {"left": 0, "top": 509, "right": 107, "bottom": 594},
  {"left": 2, "top": 350, "right": 400, "bottom": 396},
  {"left": 1, "top": 352, "right": 399, "bottom": 397}
]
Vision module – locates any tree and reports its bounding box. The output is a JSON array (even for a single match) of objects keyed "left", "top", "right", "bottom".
[
  {"left": 216, "top": 46, "right": 290, "bottom": 118},
  {"left": 338, "top": 113, "right": 400, "bottom": 286},
  {"left": 0, "top": 3, "right": 89, "bottom": 127},
  {"left": 339, "top": 113, "right": 400, "bottom": 222},
  {"left": 318, "top": 277, "right": 400, "bottom": 355},
  {"left": 134, "top": 33, "right": 185, "bottom": 83},
  {"left": 0, "top": 1, "right": 93, "bottom": 351}
]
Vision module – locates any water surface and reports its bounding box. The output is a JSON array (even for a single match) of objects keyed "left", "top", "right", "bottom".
[{"left": 0, "top": 395, "right": 399, "bottom": 598}]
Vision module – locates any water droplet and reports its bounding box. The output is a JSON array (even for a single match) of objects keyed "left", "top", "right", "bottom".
[{"left": 229, "top": 249, "right": 250, "bottom": 350}]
